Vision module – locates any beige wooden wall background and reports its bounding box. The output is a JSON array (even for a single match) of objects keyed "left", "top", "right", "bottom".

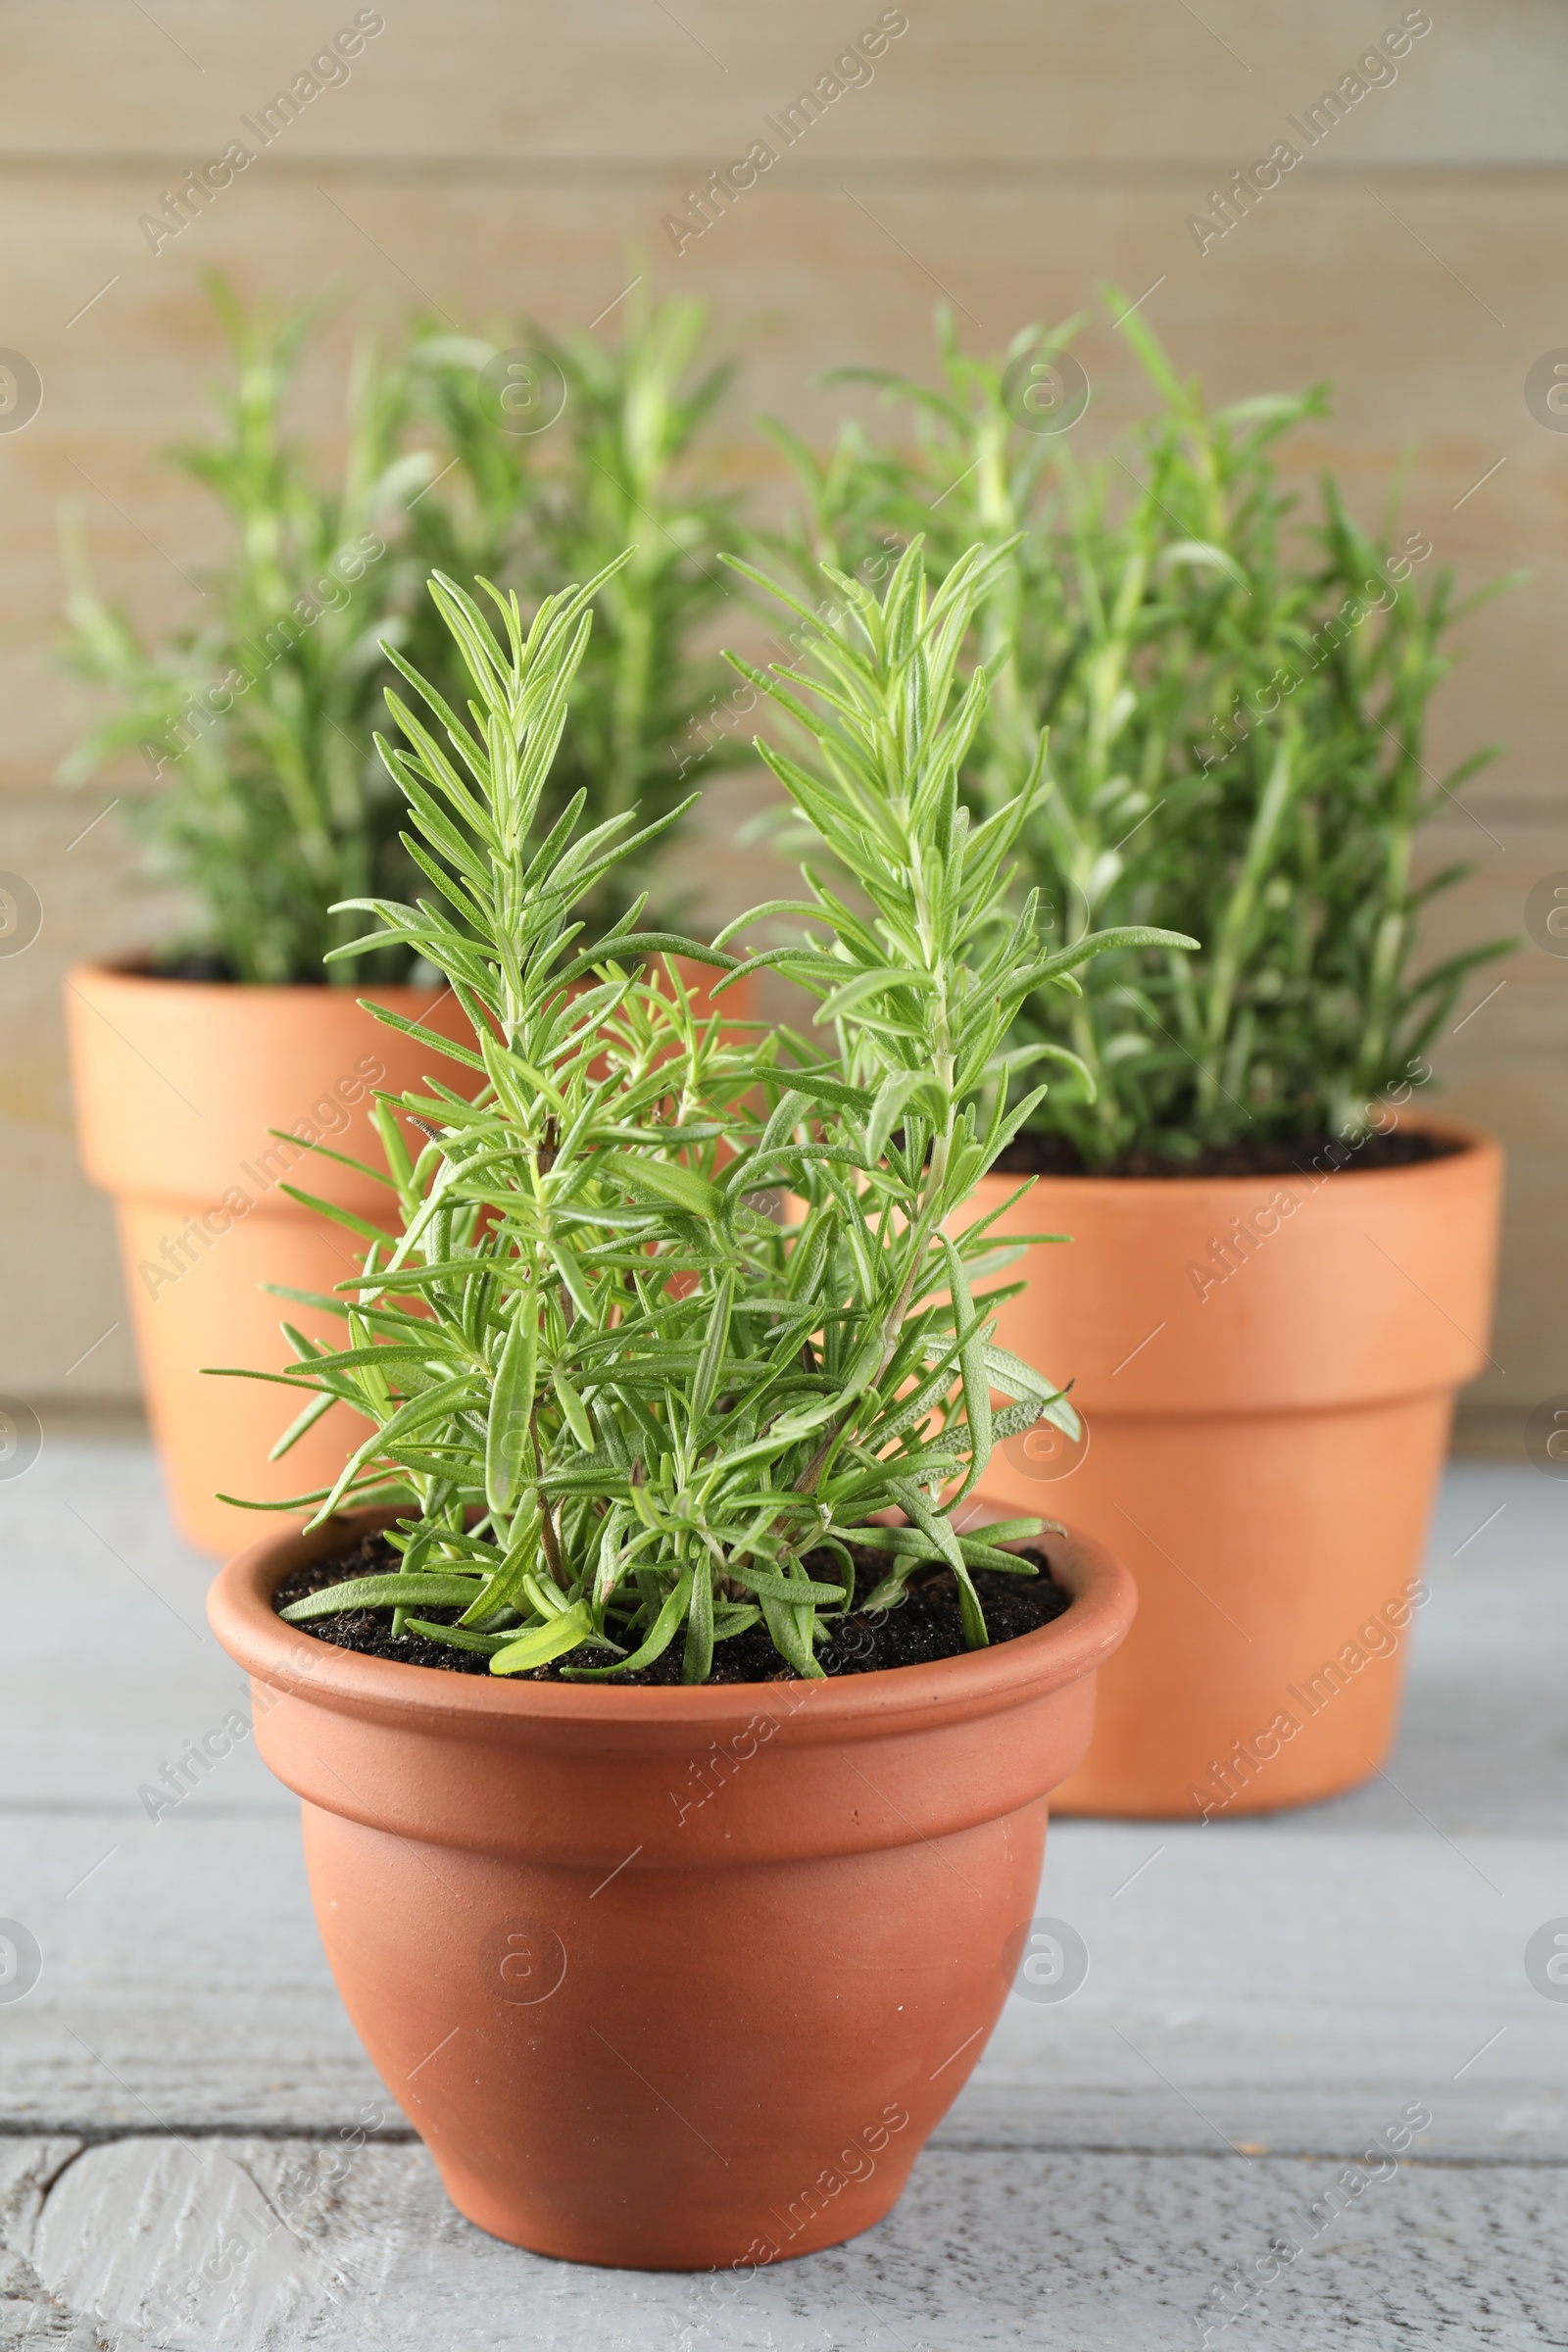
[{"left": 1, "top": 0, "right": 1563, "bottom": 1449}]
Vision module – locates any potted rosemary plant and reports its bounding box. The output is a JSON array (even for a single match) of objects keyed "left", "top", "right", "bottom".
[
  {"left": 60, "top": 278, "right": 469, "bottom": 1551},
  {"left": 771, "top": 301, "right": 1510, "bottom": 1817},
  {"left": 206, "top": 543, "right": 1162, "bottom": 2267},
  {"left": 61, "top": 281, "right": 743, "bottom": 1551}
]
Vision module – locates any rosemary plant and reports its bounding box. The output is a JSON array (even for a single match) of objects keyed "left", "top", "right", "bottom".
[
  {"left": 61, "top": 276, "right": 432, "bottom": 985},
  {"left": 61, "top": 280, "right": 745, "bottom": 982},
  {"left": 768, "top": 302, "right": 1517, "bottom": 1160},
  {"left": 238, "top": 543, "right": 1183, "bottom": 1679},
  {"left": 404, "top": 286, "right": 744, "bottom": 929}
]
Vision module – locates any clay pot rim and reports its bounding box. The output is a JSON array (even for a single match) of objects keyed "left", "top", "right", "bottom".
[
  {"left": 982, "top": 1112, "right": 1496, "bottom": 1195},
  {"left": 65, "top": 955, "right": 447, "bottom": 1007},
  {"left": 208, "top": 1500, "right": 1137, "bottom": 1740}
]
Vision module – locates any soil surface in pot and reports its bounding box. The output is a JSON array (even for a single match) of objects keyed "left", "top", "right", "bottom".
[
  {"left": 993, "top": 1129, "right": 1465, "bottom": 1181},
  {"left": 272, "top": 1533, "right": 1069, "bottom": 1683},
  {"left": 147, "top": 952, "right": 323, "bottom": 984}
]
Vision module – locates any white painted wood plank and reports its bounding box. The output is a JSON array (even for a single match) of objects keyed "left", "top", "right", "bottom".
[
  {"left": 0, "top": 2, "right": 1560, "bottom": 167},
  {"left": 3, "top": 2135, "right": 1566, "bottom": 2352},
  {"left": 2, "top": 1448, "right": 1565, "bottom": 2348},
  {"left": 25, "top": 2139, "right": 344, "bottom": 2350},
  {"left": 0, "top": 1440, "right": 291, "bottom": 1809}
]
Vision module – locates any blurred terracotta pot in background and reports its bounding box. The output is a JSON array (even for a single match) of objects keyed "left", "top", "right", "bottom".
[
  {"left": 66, "top": 958, "right": 755, "bottom": 1555},
  {"left": 65, "top": 961, "right": 474, "bottom": 1555},
  {"left": 967, "top": 1118, "right": 1503, "bottom": 1818},
  {"left": 207, "top": 1502, "right": 1135, "bottom": 2270}
]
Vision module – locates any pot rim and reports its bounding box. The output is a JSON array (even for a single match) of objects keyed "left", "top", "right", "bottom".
[
  {"left": 65, "top": 955, "right": 449, "bottom": 1008},
  {"left": 207, "top": 1500, "right": 1137, "bottom": 1742},
  {"left": 976, "top": 1111, "right": 1497, "bottom": 1195}
]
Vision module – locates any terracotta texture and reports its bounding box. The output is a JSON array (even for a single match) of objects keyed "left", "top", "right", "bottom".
[
  {"left": 207, "top": 1503, "right": 1135, "bottom": 2270},
  {"left": 962, "top": 1118, "right": 1504, "bottom": 1818},
  {"left": 65, "top": 962, "right": 475, "bottom": 1554}
]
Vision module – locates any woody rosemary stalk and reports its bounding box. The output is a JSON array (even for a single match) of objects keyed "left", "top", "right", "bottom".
[{"left": 219, "top": 542, "right": 1189, "bottom": 1680}]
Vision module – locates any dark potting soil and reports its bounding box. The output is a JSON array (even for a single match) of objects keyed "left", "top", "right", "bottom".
[
  {"left": 993, "top": 1128, "right": 1464, "bottom": 1181},
  {"left": 271, "top": 1530, "right": 1070, "bottom": 1683},
  {"left": 149, "top": 952, "right": 325, "bottom": 985}
]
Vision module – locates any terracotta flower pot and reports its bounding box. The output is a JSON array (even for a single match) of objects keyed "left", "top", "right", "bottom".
[
  {"left": 963, "top": 1117, "right": 1503, "bottom": 1818},
  {"left": 65, "top": 962, "right": 476, "bottom": 1555},
  {"left": 207, "top": 1502, "right": 1135, "bottom": 2270},
  {"left": 66, "top": 958, "right": 751, "bottom": 1556}
]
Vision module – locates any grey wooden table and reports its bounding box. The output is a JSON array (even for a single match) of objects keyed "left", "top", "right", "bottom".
[{"left": 2, "top": 1441, "right": 1564, "bottom": 2349}]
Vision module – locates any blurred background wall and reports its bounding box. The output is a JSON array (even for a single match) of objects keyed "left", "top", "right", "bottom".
[{"left": 0, "top": 0, "right": 1561, "bottom": 1450}]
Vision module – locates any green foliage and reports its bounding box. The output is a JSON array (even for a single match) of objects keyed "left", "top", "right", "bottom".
[
  {"left": 60, "top": 277, "right": 743, "bottom": 982},
  {"left": 399, "top": 284, "right": 746, "bottom": 929},
  {"left": 60, "top": 277, "right": 431, "bottom": 985},
  {"left": 225, "top": 544, "right": 1179, "bottom": 1679},
  {"left": 765, "top": 300, "right": 1519, "bottom": 1158}
]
